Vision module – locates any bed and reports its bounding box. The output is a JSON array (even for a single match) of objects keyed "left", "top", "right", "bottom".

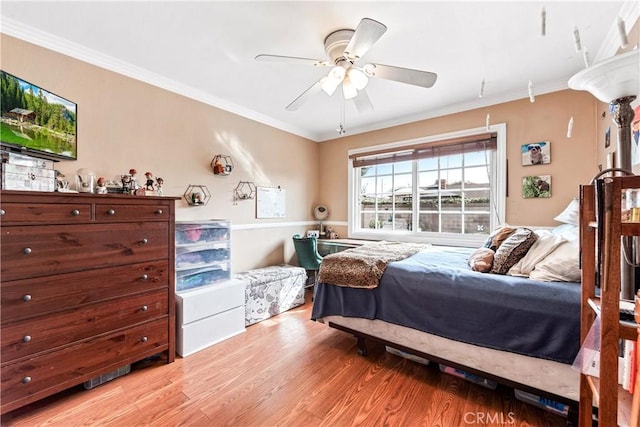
[{"left": 311, "top": 233, "right": 582, "bottom": 406}]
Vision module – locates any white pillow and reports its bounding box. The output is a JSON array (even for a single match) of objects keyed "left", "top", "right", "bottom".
[
  {"left": 554, "top": 198, "right": 579, "bottom": 225},
  {"left": 508, "top": 230, "right": 566, "bottom": 277},
  {"left": 528, "top": 240, "right": 581, "bottom": 282}
]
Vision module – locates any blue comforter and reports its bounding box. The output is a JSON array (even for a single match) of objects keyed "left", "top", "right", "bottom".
[{"left": 311, "top": 246, "right": 581, "bottom": 364}]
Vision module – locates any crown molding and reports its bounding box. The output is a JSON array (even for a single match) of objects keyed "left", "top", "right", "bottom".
[
  {"left": 0, "top": 17, "right": 320, "bottom": 142},
  {"left": 316, "top": 78, "right": 569, "bottom": 141},
  {"left": 594, "top": 1, "right": 640, "bottom": 62}
]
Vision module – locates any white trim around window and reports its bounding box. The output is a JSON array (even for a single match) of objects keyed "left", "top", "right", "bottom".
[{"left": 347, "top": 123, "right": 507, "bottom": 247}]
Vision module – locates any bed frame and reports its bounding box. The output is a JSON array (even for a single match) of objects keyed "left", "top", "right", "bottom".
[{"left": 319, "top": 315, "right": 580, "bottom": 421}]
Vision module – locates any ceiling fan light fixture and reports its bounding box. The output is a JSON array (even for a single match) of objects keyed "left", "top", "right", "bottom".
[
  {"left": 342, "top": 76, "right": 358, "bottom": 100},
  {"left": 321, "top": 66, "right": 346, "bottom": 95},
  {"left": 348, "top": 68, "right": 368, "bottom": 90}
]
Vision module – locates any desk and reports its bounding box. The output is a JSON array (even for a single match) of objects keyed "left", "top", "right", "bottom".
[{"left": 317, "top": 239, "right": 367, "bottom": 257}]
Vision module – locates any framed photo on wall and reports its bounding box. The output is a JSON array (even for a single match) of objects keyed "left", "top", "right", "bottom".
[
  {"left": 521, "top": 141, "right": 550, "bottom": 166},
  {"left": 522, "top": 175, "right": 551, "bottom": 198}
]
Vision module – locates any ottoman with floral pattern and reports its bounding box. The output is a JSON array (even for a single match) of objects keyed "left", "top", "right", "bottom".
[{"left": 234, "top": 265, "right": 306, "bottom": 326}]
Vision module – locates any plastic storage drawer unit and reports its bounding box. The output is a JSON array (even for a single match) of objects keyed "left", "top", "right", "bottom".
[{"left": 175, "top": 220, "right": 231, "bottom": 292}]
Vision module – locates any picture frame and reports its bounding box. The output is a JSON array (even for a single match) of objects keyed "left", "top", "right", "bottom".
[
  {"left": 522, "top": 175, "right": 551, "bottom": 198},
  {"left": 521, "top": 141, "right": 550, "bottom": 166},
  {"left": 605, "top": 127, "right": 611, "bottom": 148}
]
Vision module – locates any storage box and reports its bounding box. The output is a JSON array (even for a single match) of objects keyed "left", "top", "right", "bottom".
[
  {"left": 514, "top": 389, "right": 569, "bottom": 416},
  {"left": 385, "top": 346, "right": 430, "bottom": 365},
  {"left": 439, "top": 364, "right": 497, "bottom": 389},
  {"left": 235, "top": 265, "right": 306, "bottom": 326},
  {"left": 83, "top": 365, "right": 131, "bottom": 390},
  {"left": 1, "top": 152, "right": 55, "bottom": 192},
  {"left": 175, "top": 279, "right": 245, "bottom": 357}
]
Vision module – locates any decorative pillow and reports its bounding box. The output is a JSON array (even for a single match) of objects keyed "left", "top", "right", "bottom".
[
  {"left": 491, "top": 228, "right": 538, "bottom": 275},
  {"left": 528, "top": 240, "right": 581, "bottom": 282},
  {"left": 507, "top": 230, "right": 566, "bottom": 277},
  {"left": 467, "top": 247, "right": 495, "bottom": 273},
  {"left": 483, "top": 225, "right": 515, "bottom": 251}
]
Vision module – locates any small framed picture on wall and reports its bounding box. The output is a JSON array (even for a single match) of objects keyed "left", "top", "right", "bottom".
[
  {"left": 522, "top": 175, "right": 551, "bottom": 199},
  {"left": 521, "top": 141, "right": 550, "bottom": 166},
  {"left": 605, "top": 127, "right": 611, "bottom": 148}
]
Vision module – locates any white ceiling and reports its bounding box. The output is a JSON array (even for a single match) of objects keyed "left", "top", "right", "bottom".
[{"left": 1, "top": 1, "right": 638, "bottom": 142}]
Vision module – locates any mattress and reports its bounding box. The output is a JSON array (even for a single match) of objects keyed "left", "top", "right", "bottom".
[{"left": 311, "top": 245, "right": 581, "bottom": 364}]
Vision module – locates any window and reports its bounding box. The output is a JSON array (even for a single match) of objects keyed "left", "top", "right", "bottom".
[{"left": 348, "top": 124, "right": 506, "bottom": 247}]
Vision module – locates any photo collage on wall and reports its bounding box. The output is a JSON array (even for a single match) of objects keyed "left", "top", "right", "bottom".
[{"left": 521, "top": 141, "right": 551, "bottom": 198}]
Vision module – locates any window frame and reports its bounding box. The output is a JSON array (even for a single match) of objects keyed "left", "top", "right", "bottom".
[{"left": 347, "top": 124, "right": 507, "bottom": 247}]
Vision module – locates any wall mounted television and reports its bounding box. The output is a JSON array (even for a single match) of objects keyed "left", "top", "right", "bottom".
[{"left": 0, "top": 71, "right": 77, "bottom": 161}]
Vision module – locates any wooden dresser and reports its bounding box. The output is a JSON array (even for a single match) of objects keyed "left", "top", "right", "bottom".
[{"left": 0, "top": 190, "right": 177, "bottom": 414}]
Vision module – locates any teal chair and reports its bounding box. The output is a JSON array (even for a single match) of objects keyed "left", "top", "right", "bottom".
[{"left": 292, "top": 234, "right": 323, "bottom": 294}]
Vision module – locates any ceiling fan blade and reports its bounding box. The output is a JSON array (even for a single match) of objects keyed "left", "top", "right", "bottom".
[
  {"left": 286, "top": 79, "right": 324, "bottom": 111},
  {"left": 366, "top": 63, "right": 438, "bottom": 88},
  {"left": 344, "top": 18, "right": 387, "bottom": 61},
  {"left": 352, "top": 89, "right": 373, "bottom": 113},
  {"left": 255, "top": 54, "right": 331, "bottom": 67}
]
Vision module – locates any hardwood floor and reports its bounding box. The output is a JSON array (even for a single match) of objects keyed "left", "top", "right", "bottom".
[{"left": 2, "top": 294, "right": 567, "bottom": 426}]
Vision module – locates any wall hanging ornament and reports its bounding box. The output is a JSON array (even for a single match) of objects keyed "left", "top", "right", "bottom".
[
  {"left": 234, "top": 181, "right": 256, "bottom": 204},
  {"left": 211, "top": 155, "right": 234, "bottom": 175},
  {"left": 183, "top": 184, "right": 211, "bottom": 206}
]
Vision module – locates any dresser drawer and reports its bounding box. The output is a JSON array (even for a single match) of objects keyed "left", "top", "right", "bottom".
[
  {"left": 1, "top": 222, "right": 169, "bottom": 281},
  {"left": 1, "top": 260, "right": 169, "bottom": 323},
  {"left": 2, "top": 289, "right": 168, "bottom": 362},
  {"left": 0, "top": 318, "right": 168, "bottom": 413},
  {"left": 95, "top": 203, "right": 169, "bottom": 222},
  {"left": 0, "top": 202, "right": 92, "bottom": 224}
]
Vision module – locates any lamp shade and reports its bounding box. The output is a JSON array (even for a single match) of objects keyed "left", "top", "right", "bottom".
[{"left": 568, "top": 49, "right": 639, "bottom": 103}]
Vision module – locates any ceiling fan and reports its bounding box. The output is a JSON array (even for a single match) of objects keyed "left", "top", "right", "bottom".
[{"left": 256, "top": 18, "right": 438, "bottom": 113}]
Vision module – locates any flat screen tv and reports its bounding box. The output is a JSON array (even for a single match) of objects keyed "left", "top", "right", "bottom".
[{"left": 0, "top": 71, "right": 77, "bottom": 161}]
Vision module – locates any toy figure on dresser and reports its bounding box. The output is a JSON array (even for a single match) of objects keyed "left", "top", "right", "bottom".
[
  {"left": 129, "top": 169, "right": 139, "bottom": 191},
  {"left": 121, "top": 173, "right": 133, "bottom": 194},
  {"left": 95, "top": 177, "right": 108, "bottom": 194},
  {"left": 155, "top": 177, "right": 164, "bottom": 196},
  {"left": 55, "top": 170, "right": 75, "bottom": 192},
  {"left": 144, "top": 172, "right": 155, "bottom": 191}
]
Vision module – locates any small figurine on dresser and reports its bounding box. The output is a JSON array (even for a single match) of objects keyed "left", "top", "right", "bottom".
[
  {"left": 121, "top": 173, "right": 133, "bottom": 194},
  {"left": 144, "top": 172, "right": 155, "bottom": 191},
  {"left": 55, "top": 170, "right": 71, "bottom": 192},
  {"left": 129, "top": 169, "right": 139, "bottom": 190},
  {"left": 95, "top": 177, "right": 108, "bottom": 194},
  {"left": 155, "top": 177, "right": 164, "bottom": 196}
]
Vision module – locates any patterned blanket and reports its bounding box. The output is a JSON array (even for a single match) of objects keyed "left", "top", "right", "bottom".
[{"left": 318, "top": 241, "right": 430, "bottom": 289}]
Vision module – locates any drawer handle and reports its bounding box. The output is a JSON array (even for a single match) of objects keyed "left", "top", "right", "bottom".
[
  {"left": 140, "top": 238, "right": 148, "bottom": 245},
  {"left": 23, "top": 294, "right": 32, "bottom": 302},
  {"left": 22, "top": 335, "right": 31, "bottom": 343},
  {"left": 141, "top": 305, "right": 148, "bottom": 312},
  {"left": 22, "top": 376, "right": 32, "bottom": 384},
  {"left": 141, "top": 274, "right": 149, "bottom": 280},
  {"left": 71, "top": 209, "right": 80, "bottom": 216},
  {"left": 1, "top": 209, "right": 5, "bottom": 216},
  {"left": 22, "top": 247, "right": 32, "bottom": 255},
  {"left": 107, "top": 209, "right": 116, "bottom": 216},
  {"left": 155, "top": 209, "right": 163, "bottom": 215},
  {"left": 140, "top": 336, "right": 148, "bottom": 343}
]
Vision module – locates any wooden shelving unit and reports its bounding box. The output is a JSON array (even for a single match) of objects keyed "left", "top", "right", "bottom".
[{"left": 579, "top": 175, "right": 640, "bottom": 426}]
